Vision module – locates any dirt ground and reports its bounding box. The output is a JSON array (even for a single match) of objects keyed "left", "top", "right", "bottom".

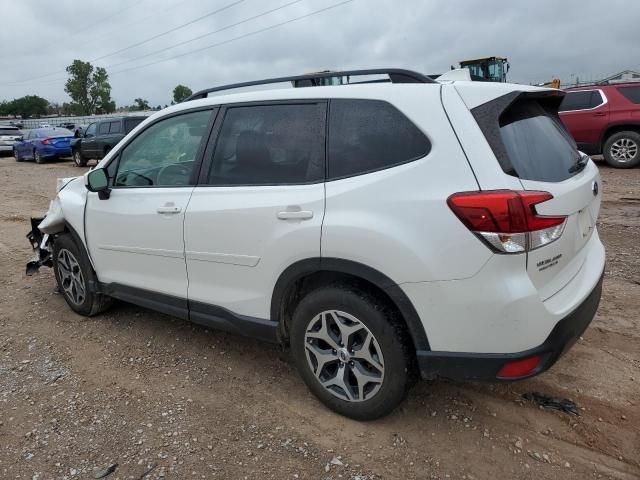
[{"left": 0, "top": 154, "right": 638, "bottom": 480}]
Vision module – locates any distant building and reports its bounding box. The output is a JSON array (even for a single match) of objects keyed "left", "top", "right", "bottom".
[{"left": 598, "top": 70, "right": 640, "bottom": 84}]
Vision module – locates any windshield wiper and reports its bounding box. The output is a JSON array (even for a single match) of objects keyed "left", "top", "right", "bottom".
[{"left": 569, "top": 153, "right": 589, "bottom": 174}]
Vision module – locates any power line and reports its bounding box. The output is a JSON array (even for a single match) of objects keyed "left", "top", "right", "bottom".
[
  {"left": 103, "top": 0, "right": 306, "bottom": 70},
  {"left": 3, "top": 0, "right": 244, "bottom": 86},
  {"left": 69, "top": 0, "right": 146, "bottom": 38},
  {"left": 107, "top": 0, "right": 354, "bottom": 77},
  {"left": 2, "top": 0, "right": 355, "bottom": 90},
  {"left": 3, "top": 0, "right": 306, "bottom": 87},
  {"left": 92, "top": 0, "right": 244, "bottom": 62}
]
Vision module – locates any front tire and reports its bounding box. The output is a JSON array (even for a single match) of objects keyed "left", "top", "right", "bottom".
[
  {"left": 14, "top": 148, "right": 23, "bottom": 162},
  {"left": 290, "top": 286, "right": 412, "bottom": 420},
  {"left": 603, "top": 131, "right": 640, "bottom": 168},
  {"left": 34, "top": 150, "right": 45, "bottom": 164},
  {"left": 72, "top": 149, "right": 87, "bottom": 167},
  {"left": 52, "top": 234, "right": 112, "bottom": 316}
]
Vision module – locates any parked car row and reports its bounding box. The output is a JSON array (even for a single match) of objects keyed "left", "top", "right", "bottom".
[{"left": 1, "top": 115, "right": 148, "bottom": 165}]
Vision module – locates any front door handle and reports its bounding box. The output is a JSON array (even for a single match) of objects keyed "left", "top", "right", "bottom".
[
  {"left": 593, "top": 112, "right": 606, "bottom": 117},
  {"left": 157, "top": 206, "right": 181, "bottom": 214},
  {"left": 277, "top": 210, "right": 314, "bottom": 220}
]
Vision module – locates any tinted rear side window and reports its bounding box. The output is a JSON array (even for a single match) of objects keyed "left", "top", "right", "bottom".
[
  {"left": 558, "top": 90, "right": 602, "bottom": 111},
  {"left": 125, "top": 118, "right": 144, "bottom": 133},
  {"left": 499, "top": 99, "right": 580, "bottom": 182},
  {"left": 618, "top": 86, "right": 640, "bottom": 104},
  {"left": 328, "top": 99, "right": 430, "bottom": 179},
  {"left": 207, "top": 103, "right": 325, "bottom": 185}
]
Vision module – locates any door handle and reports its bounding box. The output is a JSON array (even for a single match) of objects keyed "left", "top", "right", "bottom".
[
  {"left": 277, "top": 210, "right": 314, "bottom": 220},
  {"left": 593, "top": 112, "right": 606, "bottom": 116},
  {"left": 157, "top": 206, "right": 181, "bottom": 214}
]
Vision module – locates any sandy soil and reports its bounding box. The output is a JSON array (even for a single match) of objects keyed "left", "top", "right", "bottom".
[{"left": 0, "top": 155, "right": 638, "bottom": 480}]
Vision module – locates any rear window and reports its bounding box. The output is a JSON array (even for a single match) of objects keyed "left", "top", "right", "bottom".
[
  {"left": 39, "top": 129, "right": 70, "bottom": 137},
  {"left": 0, "top": 128, "right": 20, "bottom": 135},
  {"left": 558, "top": 90, "right": 603, "bottom": 111},
  {"left": 124, "top": 118, "right": 144, "bottom": 133},
  {"left": 499, "top": 99, "right": 580, "bottom": 182},
  {"left": 328, "top": 99, "right": 430, "bottom": 179},
  {"left": 618, "top": 86, "right": 640, "bottom": 104}
]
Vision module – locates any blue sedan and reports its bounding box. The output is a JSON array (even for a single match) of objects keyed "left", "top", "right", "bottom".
[{"left": 13, "top": 127, "right": 74, "bottom": 164}]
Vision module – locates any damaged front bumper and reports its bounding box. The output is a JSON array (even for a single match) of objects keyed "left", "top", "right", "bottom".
[{"left": 26, "top": 217, "right": 53, "bottom": 275}]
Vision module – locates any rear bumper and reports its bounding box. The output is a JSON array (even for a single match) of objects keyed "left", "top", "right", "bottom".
[{"left": 417, "top": 271, "right": 603, "bottom": 381}]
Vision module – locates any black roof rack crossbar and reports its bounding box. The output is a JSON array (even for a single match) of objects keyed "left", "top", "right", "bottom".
[{"left": 184, "top": 68, "right": 435, "bottom": 101}]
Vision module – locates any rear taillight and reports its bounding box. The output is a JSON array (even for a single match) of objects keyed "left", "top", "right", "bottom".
[{"left": 447, "top": 190, "right": 566, "bottom": 254}]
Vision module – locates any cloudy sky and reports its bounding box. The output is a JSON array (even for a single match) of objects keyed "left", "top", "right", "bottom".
[{"left": 0, "top": 0, "right": 637, "bottom": 107}]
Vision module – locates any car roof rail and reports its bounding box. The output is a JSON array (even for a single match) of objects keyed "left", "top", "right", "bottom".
[{"left": 184, "top": 68, "right": 436, "bottom": 101}]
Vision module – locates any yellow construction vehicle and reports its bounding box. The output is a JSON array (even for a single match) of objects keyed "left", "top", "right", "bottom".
[{"left": 458, "top": 56, "right": 509, "bottom": 82}]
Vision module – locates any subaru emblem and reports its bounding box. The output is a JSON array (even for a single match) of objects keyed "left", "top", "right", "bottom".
[{"left": 592, "top": 181, "right": 599, "bottom": 196}]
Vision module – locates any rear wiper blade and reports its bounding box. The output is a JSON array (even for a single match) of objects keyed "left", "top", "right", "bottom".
[{"left": 569, "top": 154, "right": 589, "bottom": 174}]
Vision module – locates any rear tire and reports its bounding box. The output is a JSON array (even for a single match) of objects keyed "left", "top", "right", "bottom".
[
  {"left": 603, "top": 131, "right": 640, "bottom": 168},
  {"left": 290, "top": 285, "right": 412, "bottom": 420},
  {"left": 52, "top": 234, "right": 112, "bottom": 316},
  {"left": 72, "top": 149, "right": 87, "bottom": 167},
  {"left": 34, "top": 150, "right": 45, "bottom": 164}
]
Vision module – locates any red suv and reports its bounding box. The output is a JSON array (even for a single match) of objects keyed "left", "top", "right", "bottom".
[{"left": 559, "top": 83, "right": 640, "bottom": 168}]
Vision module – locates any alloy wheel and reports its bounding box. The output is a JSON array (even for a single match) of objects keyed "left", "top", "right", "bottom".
[
  {"left": 57, "top": 248, "right": 86, "bottom": 306},
  {"left": 304, "top": 310, "right": 385, "bottom": 402},
  {"left": 610, "top": 138, "right": 638, "bottom": 163}
]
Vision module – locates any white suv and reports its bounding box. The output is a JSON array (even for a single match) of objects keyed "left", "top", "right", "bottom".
[{"left": 27, "top": 69, "right": 605, "bottom": 420}]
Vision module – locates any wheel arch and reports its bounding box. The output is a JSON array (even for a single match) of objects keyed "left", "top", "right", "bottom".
[
  {"left": 601, "top": 122, "right": 640, "bottom": 146},
  {"left": 271, "top": 258, "right": 430, "bottom": 352}
]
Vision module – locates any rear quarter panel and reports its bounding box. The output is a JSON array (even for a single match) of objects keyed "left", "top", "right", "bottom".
[{"left": 322, "top": 86, "right": 491, "bottom": 283}]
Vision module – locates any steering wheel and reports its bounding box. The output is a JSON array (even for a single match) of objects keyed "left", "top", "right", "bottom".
[{"left": 156, "top": 163, "right": 192, "bottom": 186}]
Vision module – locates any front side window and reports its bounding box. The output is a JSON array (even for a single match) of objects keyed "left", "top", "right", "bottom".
[
  {"left": 85, "top": 123, "right": 97, "bottom": 137},
  {"left": 207, "top": 103, "right": 325, "bottom": 185},
  {"left": 114, "top": 109, "right": 211, "bottom": 187},
  {"left": 109, "top": 121, "right": 122, "bottom": 134},
  {"left": 328, "top": 99, "right": 431, "bottom": 179}
]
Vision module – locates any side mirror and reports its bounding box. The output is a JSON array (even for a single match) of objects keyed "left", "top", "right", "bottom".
[{"left": 85, "top": 168, "right": 110, "bottom": 199}]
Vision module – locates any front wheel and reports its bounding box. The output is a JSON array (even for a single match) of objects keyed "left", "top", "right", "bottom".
[
  {"left": 290, "top": 286, "right": 413, "bottom": 420},
  {"left": 603, "top": 131, "right": 640, "bottom": 168},
  {"left": 34, "top": 150, "right": 45, "bottom": 164},
  {"left": 72, "top": 149, "right": 87, "bottom": 167},
  {"left": 52, "top": 234, "right": 112, "bottom": 316},
  {"left": 14, "top": 148, "right": 23, "bottom": 162}
]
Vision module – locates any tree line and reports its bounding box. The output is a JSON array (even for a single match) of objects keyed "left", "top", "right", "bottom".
[{"left": 0, "top": 59, "right": 193, "bottom": 119}]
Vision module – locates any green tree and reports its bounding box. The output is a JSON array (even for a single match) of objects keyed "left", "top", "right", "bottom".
[
  {"left": 62, "top": 102, "right": 85, "bottom": 116},
  {"left": 172, "top": 84, "right": 192, "bottom": 103},
  {"left": 133, "top": 98, "right": 150, "bottom": 111},
  {"left": 0, "top": 95, "right": 50, "bottom": 118},
  {"left": 64, "top": 60, "right": 115, "bottom": 115}
]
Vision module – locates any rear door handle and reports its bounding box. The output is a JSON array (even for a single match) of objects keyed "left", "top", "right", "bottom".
[
  {"left": 277, "top": 210, "right": 314, "bottom": 220},
  {"left": 157, "top": 206, "right": 181, "bottom": 214}
]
